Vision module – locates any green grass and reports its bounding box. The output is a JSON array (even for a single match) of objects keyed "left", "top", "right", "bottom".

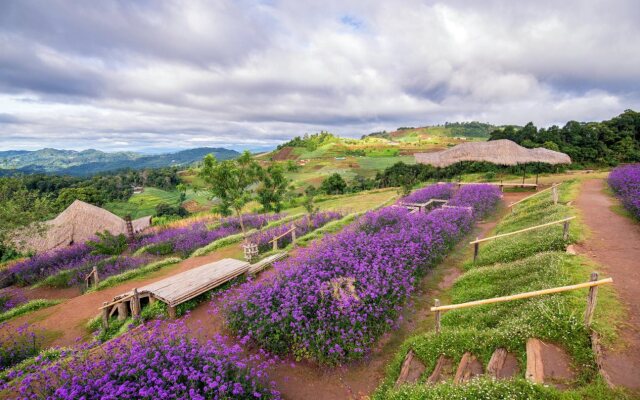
[
  {"left": 104, "top": 187, "right": 212, "bottom": 219},
  {"left": 0, "top": 299, "right": 62, "bottom": 323},
  {"left": 374, "top": 179, "right": 628, "bottom": 399},
  {"left": 86, "top": 257, "right": 181, "bottom": 292}
]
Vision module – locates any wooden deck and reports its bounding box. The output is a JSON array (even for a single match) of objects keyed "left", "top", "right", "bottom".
[{"left": 100, "top": 255, "right": 285, "bottom": 326}]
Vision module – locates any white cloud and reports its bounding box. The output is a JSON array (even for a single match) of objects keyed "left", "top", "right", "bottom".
[{"left": 0, "top": 0, "right": 638, "bottom": 151}]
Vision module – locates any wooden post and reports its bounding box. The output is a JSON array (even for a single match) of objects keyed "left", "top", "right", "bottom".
[
  {"left": 93, "top": 267, "right": 99, "bottom": 286},
  {"left": 473, "top": 236, "right": 480, "bottom": 262},
  {"left": 149, "top": 295, "right": 156, "bottom": 305},
  {"left": 292, "top": 226, "right": 297, "bottom": 246},
  {"left": 101, "top": 301, "right": 109, "bottom": 329},
  {"left": 585, "top": 272, "right": 599, "bottom": 327},
  {"left": 167, "top": 305, "right": 177, "bottom": 319},
  {"left": 272, "top": 237, "right": 278, "bottom": 251},
  {"left": 117, "top": 302, "right": 129, "bottom": 321},
  {"left": 522, "top": 166, "right": 526, "bottom": 185},
  {"left": 132, "top": 288, "right": 141, "bottom": 318},
  {"left": 552, "top": 185, "right": 558, "bottom": 205},
  {"left": 563, "top": 220, "right": 570, "bottom": 241},
  {"left": 434, "top": 299, "right": 441, "bottom": 334},
  {"left": 500, "top": 180, "right": 504, "bottom": 193},
  {"left": 535, "top": 173, "right": 539, "bottom": 186}
]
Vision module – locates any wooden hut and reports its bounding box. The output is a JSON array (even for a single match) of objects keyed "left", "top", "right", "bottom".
[{"left": 13, "top": 200, "right": 151, "bottom": 253}]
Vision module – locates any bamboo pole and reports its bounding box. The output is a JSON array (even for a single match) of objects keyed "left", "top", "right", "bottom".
[
  {"left": 509, "top": 184, "right": 559, "bottom": 208},
  {"left": 469, "top": 217, "right": 575, "bottom": 244},
  {"left": 431, "top": 278, "right": 613, "bottom": 312}
]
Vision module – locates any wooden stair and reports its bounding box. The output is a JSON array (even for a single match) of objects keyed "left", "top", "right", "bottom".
[
  {"left": 453, "top": 352, "right": 483, "bottom": 384},
  {"left": 426, "top": 355, "right": 455, "bottom": 384},
  {"left": 487, "top": 348, "right": 520, "bottom": 379},
  {"left": 526, "top": 338, "right": 576, "bottom": 389}
]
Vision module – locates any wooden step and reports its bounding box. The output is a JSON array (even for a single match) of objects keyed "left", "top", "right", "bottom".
[
  {"left": 426, "top": 354, "right": 455, "bottom": 384},
  {"left": 453, "top": 352, "right": 483, "bottom": 384},
  {"left": 395, "top": 350, "right": 426, "bottom": 388},
  {"left": 487, "top": 348, "right": 520, "bottom": 379},
  {"left": 526, "top": 338, "right": 576, "bottom": 389}
]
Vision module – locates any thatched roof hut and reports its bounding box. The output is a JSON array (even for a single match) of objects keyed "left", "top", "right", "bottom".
[
  {"left": 414, "top": 139, "right": 571, "bottom": 168},
  {"left": 13, "top": 200, "right": 152, "bottom": 253}
]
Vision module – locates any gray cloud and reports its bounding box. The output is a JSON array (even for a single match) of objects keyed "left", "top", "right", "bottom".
[{"left": 0, "top": 0, "right": 638, "bottom": 152}]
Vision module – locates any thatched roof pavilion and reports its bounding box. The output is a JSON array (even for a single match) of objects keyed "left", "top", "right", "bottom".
[
  {"left": 13, "top": 200, "right": 151, "bottom": 253},
  {"left": 414, "top": 139, "right": 571, "bottom": 168}
]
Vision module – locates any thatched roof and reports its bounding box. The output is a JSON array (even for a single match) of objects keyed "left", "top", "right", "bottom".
[
  {"left": 13, "top": 200, "right": 152, "bottom": 253},
  {"left": 414, "top": 139, "right": 571, "bottom": 168}
]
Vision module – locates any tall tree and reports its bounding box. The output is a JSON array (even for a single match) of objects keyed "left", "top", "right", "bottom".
[
  {"left": 256, "top": 163, "right": 289, "bottom": 212},
  {"left": 199, "top": 151, "right": 258, "bottom": 236}
]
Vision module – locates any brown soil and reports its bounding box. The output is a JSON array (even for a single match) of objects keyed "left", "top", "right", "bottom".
[
  {"left": 574, "top": 178, "right": 640, "bottom": 390},
  {"left": 6, "top": 245, "right": 243, "bottom": 347},
  {"left": 272, "top": 147, "right": 297, "bottom": 161},
  {"left": 538, "top": 340, "right": 576, "bottom": 389}
]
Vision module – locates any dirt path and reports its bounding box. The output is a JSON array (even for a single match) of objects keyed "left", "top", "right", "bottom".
[
  {"left": 574, "top": 178, "right": 640, "bottom": 390},
  {"left": 7, "top": 245, "right": 243, "bottom": 347}
]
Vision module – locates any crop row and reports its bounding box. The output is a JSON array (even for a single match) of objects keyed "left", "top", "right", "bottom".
[{"left": 226, "top": 184, "right": 501, "bottom": 365}]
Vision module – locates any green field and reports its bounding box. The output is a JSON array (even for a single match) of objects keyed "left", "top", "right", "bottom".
[{"left": 104, "top": 187, "right": 212, "bottom": 218}]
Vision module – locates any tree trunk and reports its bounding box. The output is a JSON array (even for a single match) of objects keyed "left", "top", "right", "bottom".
[{"left": 237, "top": 208, "right": 246, "bottom": 237}]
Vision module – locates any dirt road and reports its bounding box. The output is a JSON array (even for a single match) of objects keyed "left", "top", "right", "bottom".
[{"left": 574, "top": 179, "right": 640, "bottom": 390}]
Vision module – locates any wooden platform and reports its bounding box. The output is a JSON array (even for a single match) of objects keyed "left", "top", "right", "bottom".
[{"left": 100, "top": 255, "right": 287, "bottom": 326}]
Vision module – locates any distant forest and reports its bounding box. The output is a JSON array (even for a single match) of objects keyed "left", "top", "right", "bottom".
[{"left": 489, "top": 109, "right": 640, "bottom": 166}]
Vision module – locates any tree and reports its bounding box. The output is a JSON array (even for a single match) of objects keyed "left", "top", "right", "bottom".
[
  {"left": 199, "top": 151, "right": 259, "bottom": 236},
  {"left": 0, "top": 178, "right": 54, "bottom": 257},
  {"left": 176, "top": 183, "right": 187, "bottom": 203},
  {"left": 302, "top": 186, "right": 319, "bottom": 228},
  {"left": 320, "top": 173, "right": 347, "bottom": 195},
  {"left": 256, "top": 164, "right": 289, "bottom": 212}
]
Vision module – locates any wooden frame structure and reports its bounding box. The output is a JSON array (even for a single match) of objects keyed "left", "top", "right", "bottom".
[
  {"left": 470, "top": 216, "right": 575, "bottom": 262},
  {"left": 270, "top": 225, "right": 298, "bottom": 251},
  {"left": 399, "top": 198, "right": 449, "bottom": 214},
  {"left": 84, "top": 266, "right": 99, "bottom": 289},
  {"left": 99, "top": 256, "right": 285, "bottom": 327},
  {"left": 432, "top": 273, "right": 612, "bottom": 333}
]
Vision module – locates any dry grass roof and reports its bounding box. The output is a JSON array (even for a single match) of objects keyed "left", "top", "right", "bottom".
[
  {"left": 13, "top": 200, "right": 152, "bottom": 254},
  {"left": 414, "top": 139, "right": 571, "bottom": 168}
]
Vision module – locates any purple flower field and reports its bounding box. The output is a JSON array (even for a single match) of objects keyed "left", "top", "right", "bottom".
[
  {"left": 448, "top": 184, "right": 502, "bottom": 218},
  {"left": 0, "top": 288, "right": 27, "bottom": 313},
  {"left": 226, "top": 184, "right": 498, "bottom": 365},
  {"left": 249, "top": 211, "right": 342, "bottom": 253},
  {"left": 137, "top": 213, "right": 285, "bottom": 257},
  {"left": 3, "top": 320, "right": 280, "bottom": 399},
  {"left": 608, "top": 164, "right": 640, "bottom": 220},
  {"left": 400, "top": 183, "right": 455, "bottom": 204},
  {"left": 0, "top": 323, "right": 41, "bottom": 372}
]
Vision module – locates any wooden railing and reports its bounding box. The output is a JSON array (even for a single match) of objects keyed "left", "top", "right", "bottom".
[
  {"left": 399, "top": 198, "right": 448, "bottom": 213},
  {"left": 270, "top": 225, "right": 298, "bottom": 251},
  {"left": 509, "top": 183, "right": 560, "bottom": 209},
  {"left": 470, "top": 216, "right": 575, "bottom": 262},
  {"left": 432, "top": 273, "right": 612, "bottom": 333}
]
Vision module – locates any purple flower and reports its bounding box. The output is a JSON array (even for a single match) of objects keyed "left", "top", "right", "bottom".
[{"left": 609, "top": 164, "right": 640, "bottom": 219}]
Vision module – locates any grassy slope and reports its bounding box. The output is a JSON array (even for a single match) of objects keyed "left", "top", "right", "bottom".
[
  {"left": 374, "top": 180, "right": 629, "bottom": 400},
  {"left": 104, "top": 187, "right": 212, "bottom": 218}
]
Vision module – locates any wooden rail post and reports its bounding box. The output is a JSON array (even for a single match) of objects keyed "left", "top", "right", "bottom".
[
  {"left": 552, "top": 185, "right": 559, "bottom": 205},
  {"left": 117, "top": 302, "right": 129, "bottom": 321},
  {"left": 132, "top": 288, "right": 141, "bottom": 318},
  {"left": 563, "top": 220, "right": 570, "bottom": 241},
  {"left": 101, "top": 301, "right": 109, "bottom": 329},
  {"left": 434, "top": 299, "right": 441, "bottom": 334},
  {"left": 272, "top": 236, "right": 278, "bottom": 251},
  {"left": 585, "top": 272, "right": 599, "bottom": 327},
  {"left": 292, "top": 226, "right": 297, "bottom": 246},
  {"left": 167, "top": 305, "right": 177, "bottom": 319},
  {"left": 473, "top": 237, "right": 480, "bottom": 262}
]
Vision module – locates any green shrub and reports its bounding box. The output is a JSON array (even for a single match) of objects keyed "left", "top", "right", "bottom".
[{"left": 0, "top": 299, "right": 62, "bottom": 323}]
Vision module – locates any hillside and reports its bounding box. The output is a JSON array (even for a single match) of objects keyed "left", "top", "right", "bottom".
[{"left": 0, "top": 147, "right": 239, "bottom": 176}]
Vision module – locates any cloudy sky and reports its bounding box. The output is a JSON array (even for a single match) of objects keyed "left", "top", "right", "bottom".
[{"left": 0, "top": 0, "right": 638, "bottom": 153}]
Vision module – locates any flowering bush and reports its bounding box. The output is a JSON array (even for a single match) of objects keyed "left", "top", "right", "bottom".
[
  {"left": 608, "top": 164, "right": 640, "bottom": 219},
  {"left": 400, "top": 183, "right": 455, "bottom": 204},
  {"left": 4, "top": 320, "right": 280, "bottom": 399},
  {"left": 249, "top": 211, "right": 342, "bottom": 253},
  {"left": 4, "top": 244, "right": 94, "bottom": 285},
  {"left": 68, "top": 256, "right": 151, "bottom": 286},
  {"left": 136, "top": 213, "right": 284, "bottom": 257},
  {"left": 0, "top": 323, "right": 41, "bottom": 372},
  {"left": 226, "top": 200, "right": 491, "bottom": 365},
  {"left": 448, "top": 184, "right": 502, "bottom": 218},
  {"left": 0, "top": 288, "right": 27, "bottom": 313}
]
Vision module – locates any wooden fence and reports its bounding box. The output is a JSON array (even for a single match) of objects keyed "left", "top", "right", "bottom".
[
  {"left": 470, "top": 216, "right": 575, "bottom": 262},
  {"left": 432, "top": 273, "right": 612, "bottom": 333},
  {"left": 270, "top": 225, "right": 298, "bottom": 251},
  {"left": 509, "top": 183, "right": 560, "bottom": 209}
]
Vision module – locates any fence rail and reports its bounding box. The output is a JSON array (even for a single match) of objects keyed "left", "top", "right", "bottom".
[
  {"left": 509, "top": 183, "right": 559, "bottom": 208},
  {"left": 432, "top": 273, "right": 612, "bottom": 333}
]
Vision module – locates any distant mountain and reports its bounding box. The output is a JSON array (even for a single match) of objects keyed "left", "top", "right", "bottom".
[
  {"left": 0, "top": 147, "right": 239, "bottom": 176},
  {"left": 364, "top": 121, "right": 499, "bottom": 140}
]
